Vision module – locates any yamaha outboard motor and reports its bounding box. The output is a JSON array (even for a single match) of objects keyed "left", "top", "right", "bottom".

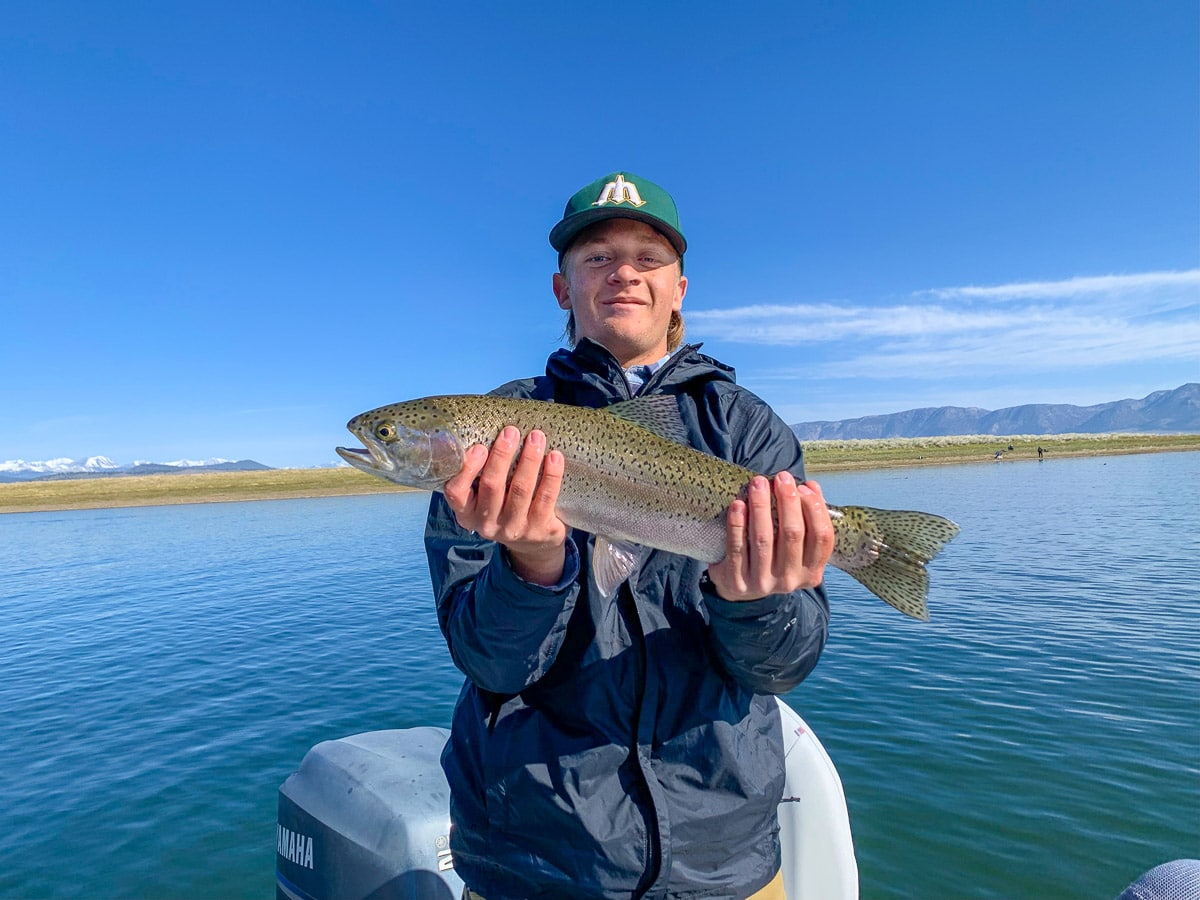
[
  {"left": 276, "top": 727, "right": 463, "bottom": 900},
  {"left": 277, "top": 699, "right": 858, "bottom": 900}
]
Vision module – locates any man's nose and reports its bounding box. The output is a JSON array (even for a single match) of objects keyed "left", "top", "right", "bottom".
[{"left": 607, "top": 260, "right": 642, "bottom": 282}]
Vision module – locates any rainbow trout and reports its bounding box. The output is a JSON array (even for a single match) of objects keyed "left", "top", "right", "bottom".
[{"left": 336, "top": 394, "right": 960, "bottom": 620}]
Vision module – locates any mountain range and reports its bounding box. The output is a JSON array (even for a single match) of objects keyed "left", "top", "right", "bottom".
[
  {"left": 0, "top": 458, "right": 272, "bottom": 484},
  {"left": 791, "top": 384, "right": 1199, "bottom": 440}
]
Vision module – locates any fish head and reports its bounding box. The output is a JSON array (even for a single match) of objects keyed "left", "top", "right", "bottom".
[{"left": 336, "top": 399, "right": 465, "bottom": 490}]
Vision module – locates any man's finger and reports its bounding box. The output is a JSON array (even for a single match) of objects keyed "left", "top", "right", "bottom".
[
  {"left": 528, "top": 447, "right": 565, "bottom": 523},
  {"left": 712, "top": 498, "right": 749, "bottom": 597},
  {"left": 798, "top": 481, "right": 835, "bottom": 573},
  {"left": 745, "top": 476, "right": 775, "bottom": 587},
  {"left": 772, "top": 471, "right": 806, "bottom": 581},
  {"left": 500, "top": 429, "right": 547, "bottom": 527},
  {"left": 444, "top": 444, "right": 489, "bottom": 517},
  {"left": 474, "top": 426, "right": 521, "bottom": 524}
]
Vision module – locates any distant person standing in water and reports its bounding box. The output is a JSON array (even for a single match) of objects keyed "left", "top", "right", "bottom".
[{"left": 424, "top": 172, "right": 835, "bottom": 899}]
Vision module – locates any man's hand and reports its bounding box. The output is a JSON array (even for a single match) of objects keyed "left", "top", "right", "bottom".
[
  {"left": 442, "top": 426, "right": 569, "bottom": 586},
  {"left": 706, "top": 472, "right": 834, "bottom": 602}
]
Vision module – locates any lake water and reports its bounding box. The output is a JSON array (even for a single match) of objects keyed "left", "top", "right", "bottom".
[{"left": 1, "top": 452, "right": 1197, "bottom": 899}]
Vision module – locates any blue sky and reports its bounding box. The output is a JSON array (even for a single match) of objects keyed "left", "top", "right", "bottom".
[{"left": 2, "top": 2, "right": 1196, "bottom": 468}]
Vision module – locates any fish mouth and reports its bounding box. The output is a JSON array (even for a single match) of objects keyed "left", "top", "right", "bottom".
[{"left": 335, "top": 440, "right": 395, "bottom": 475}]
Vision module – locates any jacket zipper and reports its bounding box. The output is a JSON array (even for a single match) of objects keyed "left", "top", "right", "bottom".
[
  {"left": 637, "top": 343, "right": 701, "bottom": 399},
  {"left": 622, "top": 583, "right": 661, "bottom": 897}
]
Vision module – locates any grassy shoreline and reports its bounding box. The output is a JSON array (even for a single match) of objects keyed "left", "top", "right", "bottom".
[{"left": 2, "top": 433, "right": 1197, "bottom": 514}]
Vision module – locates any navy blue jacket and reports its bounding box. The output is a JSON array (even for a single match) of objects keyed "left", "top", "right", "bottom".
[{"left": 425, "top": 340, "right": 830, "bottom": 899}]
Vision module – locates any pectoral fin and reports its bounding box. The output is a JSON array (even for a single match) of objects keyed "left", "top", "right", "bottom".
[{"left": 591, "top": 536, "right": 644, "bottom": 599}]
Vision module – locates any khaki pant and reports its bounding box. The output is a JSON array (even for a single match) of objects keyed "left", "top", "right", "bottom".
[{"left": 463, "top": 869, "right": 786, "bottom": 900}]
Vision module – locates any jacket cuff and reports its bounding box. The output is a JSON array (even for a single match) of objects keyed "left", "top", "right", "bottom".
[
  {"left": 702, "top": 587, "right": 792, "bottom": 621},
  {"left": 699, "top": 571, "right": 790, "bottom": 617},
  {"left": 497, "top": 538, "right": 581, "bottom": 594}
]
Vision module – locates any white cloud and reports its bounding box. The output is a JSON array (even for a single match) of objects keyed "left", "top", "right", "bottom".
[
  {"left": 922, "top": 269, "right": 1200, "bottom": 301},
  {"left": 689, "top": 303, "right": 1041, "bottom": 342},
  {"left": 687, "top": 268, "right": 1200, "bottom": 377}
]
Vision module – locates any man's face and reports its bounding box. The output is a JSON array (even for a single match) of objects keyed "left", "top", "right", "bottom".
[{"left": 552, "top": 218, "right": 688, "bottom": 368}]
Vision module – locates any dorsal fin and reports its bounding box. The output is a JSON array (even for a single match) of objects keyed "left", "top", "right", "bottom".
[{"left": 604, "top": 395, "right": 690, "bottom": 444}]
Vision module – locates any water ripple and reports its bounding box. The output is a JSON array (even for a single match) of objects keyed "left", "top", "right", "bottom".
[{"left": 1, "top": 456, "right": 1197, "bottom": 899}]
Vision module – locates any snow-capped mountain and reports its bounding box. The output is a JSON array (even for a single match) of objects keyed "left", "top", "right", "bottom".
[
  {"left": 0, "top": 456, "right": 123, "bottom": 477},
  {"left": 0, "top": 457, "right": 269, "bottom": 483}
]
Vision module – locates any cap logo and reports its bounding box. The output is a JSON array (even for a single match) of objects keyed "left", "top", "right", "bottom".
[{"left": 592, "top": 174, "right": 646, "bottom": 208}]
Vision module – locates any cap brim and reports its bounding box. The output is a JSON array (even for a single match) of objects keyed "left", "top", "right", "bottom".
[{"left": 549, "top": 208, "right": 687, "bottom": 258}]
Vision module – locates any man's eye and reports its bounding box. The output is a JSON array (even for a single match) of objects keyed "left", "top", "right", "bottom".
[
  {"left": 585, "top": 254, "right": 611, "bottom": 264},
  {"left": 638, "top": 255, "right": 669, "bottom": 268}
]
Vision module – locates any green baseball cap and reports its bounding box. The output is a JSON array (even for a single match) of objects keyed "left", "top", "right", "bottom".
[{"left": 549, "top": 171, "right": 687, "bottom": 261}]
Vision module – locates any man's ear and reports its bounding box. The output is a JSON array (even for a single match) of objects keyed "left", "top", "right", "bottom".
[{"left": 552, "top": 272, "right": 571, "bottom": 311}]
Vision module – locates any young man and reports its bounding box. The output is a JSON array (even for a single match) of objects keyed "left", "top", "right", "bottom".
[{"left": 425, "top": 172, "right": 834, "bottom": 899}]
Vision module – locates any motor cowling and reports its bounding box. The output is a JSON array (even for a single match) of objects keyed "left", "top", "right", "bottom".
[{"left": 276, "top": 727, "right": 463, "bottom": 900}]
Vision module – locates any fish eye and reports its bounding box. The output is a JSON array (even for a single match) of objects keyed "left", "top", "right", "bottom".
[{"left": 375, "top": 423, "right": 397, "bottom": 442}]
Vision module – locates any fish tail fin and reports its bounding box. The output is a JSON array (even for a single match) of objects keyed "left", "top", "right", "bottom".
[{"left": 830, "top": 506, "right": 961, "bottom": 621}]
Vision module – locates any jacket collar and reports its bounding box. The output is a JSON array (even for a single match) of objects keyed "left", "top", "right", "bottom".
[{"left": 545, "top": 338, "right": 735, "bottom": 403}]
